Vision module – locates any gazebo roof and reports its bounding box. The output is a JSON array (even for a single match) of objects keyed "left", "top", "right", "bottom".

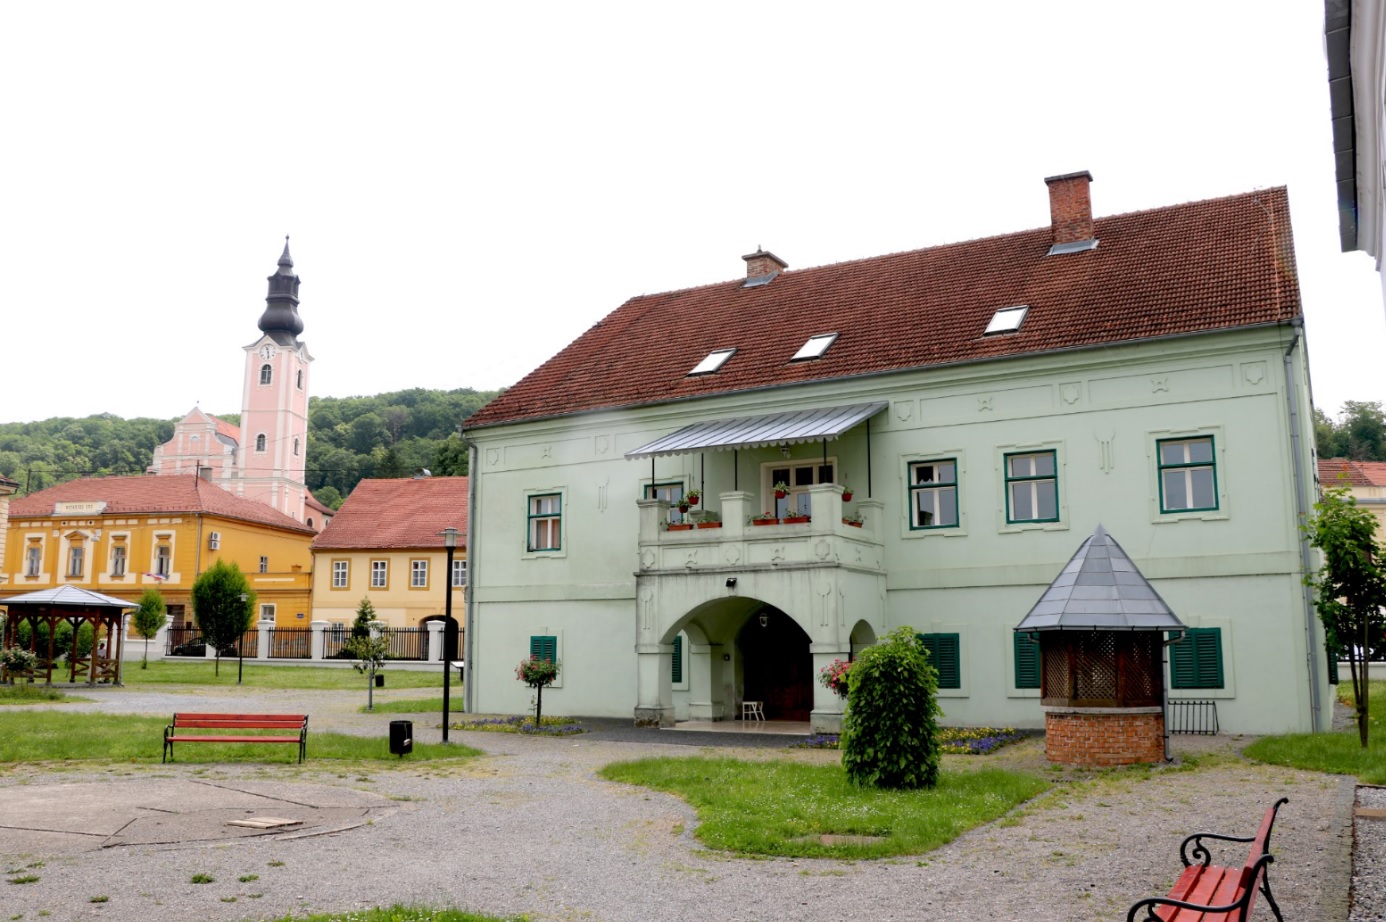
[
  {"left": 1014, "top": 524, "right": 1186, "bottom": 633},
  {"left": 1, "top": 586, "right": 135, "bottom": 609}
]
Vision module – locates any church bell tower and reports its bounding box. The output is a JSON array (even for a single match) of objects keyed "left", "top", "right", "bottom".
[{"left": 236, "top": 238, "right": 313, "bottom": 524}]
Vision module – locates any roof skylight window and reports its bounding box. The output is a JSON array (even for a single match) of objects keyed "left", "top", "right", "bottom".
[
  {"left": 790, "top": 332, "right": 839, "bottom": 361},
  {"left": 689, "top": 348, "right": 736, "bottom": 376},
  {"left": 984, "top": 305, "right": 1029, "bottom": 335}
]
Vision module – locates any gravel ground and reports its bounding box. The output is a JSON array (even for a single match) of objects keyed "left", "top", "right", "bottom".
[
  {"left": 0, "top": 686, "right": 1354, "bottom": 922},
  {"left": 1355, "top": 786, "right": 1386, "bottom": 922}
]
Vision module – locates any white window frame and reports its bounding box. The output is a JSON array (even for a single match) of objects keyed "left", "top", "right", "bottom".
[
  {"left": 111, "top": 543, "right": 127, "bottom": 577},
  {"left": 25, "top": 543, "right": 41, "bottom": 577},
  {"left": 761, "top": 457, "right": 838, "bottom": 519},
  {"left": 451, "top": 558, "right": 468, "bottom": 588},
  {"left": 331, "top": 560, "right": 349, "bottom": 589},
  {"left": 155, "top": 542, "right": 172, "bottom": 577},
  {"left": 370, "top": 559, "right": 388, "bottom": 589},
  {"left": 67, "top": 544, "right": 84, "bottom": 578},
  {"left": 411, "top": 558, "right": 429, "bottom": 589}
]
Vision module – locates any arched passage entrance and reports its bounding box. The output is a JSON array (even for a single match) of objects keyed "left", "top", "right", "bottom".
[{"left": 737, "top": 605, "right": 813, "bottom": 721}]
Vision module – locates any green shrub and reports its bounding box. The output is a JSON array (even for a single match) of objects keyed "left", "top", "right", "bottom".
[{"left": 840, "top": 626, "right": 941, "bottom": 789}]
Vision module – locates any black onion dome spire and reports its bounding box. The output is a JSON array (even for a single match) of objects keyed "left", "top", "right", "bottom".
[{"left": 258, "top": 236, "right": 304, "bottom": 342}]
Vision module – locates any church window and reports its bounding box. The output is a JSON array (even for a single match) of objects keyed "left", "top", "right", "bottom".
[
  {"left": 256, "top": 434, "right": 267, "bottom": 452},
  {"left": 296, "top": 369, "right": 303, "bottom": 389},
  {"left": 260, "top": 364, "right": 272, "bottom": 385},
  {"left": 293, "top": 438, "right": 300, "bottom": 456}
]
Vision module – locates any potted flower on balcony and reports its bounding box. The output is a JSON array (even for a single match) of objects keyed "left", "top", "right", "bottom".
[
  {"left": 818, "top": 658, "right": 853, "bottom": 698},
  {"left": 782, "top": 512, "right": 811, "bottom": 525},
  {"left": 695, "top": 510, "right": 722, "bottom": 529},
  {"left": 677, "top": 498, "right": 691, "bottom": 514},
  {"left": 773, "top": 481, "right": 791, "bottom": 499},
  {"left": 663, "top": 519, "right": 694, "bottom": 532},
  {"left": 751, "top": 511, "right": 779, "bottom": 526},
  {"left": 840, "top": 485, "right": 854, "bottom": 502},
  {"left": 685, "top": 489, "right": 701, "bottom": 507},
  {"left": 842, "top": 511, "right": 864, "bottom": 528}
]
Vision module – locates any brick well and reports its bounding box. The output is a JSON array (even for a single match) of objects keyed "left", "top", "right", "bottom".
[{"left": 1043, "top": 706, "right": 1165, "bottom": 766}]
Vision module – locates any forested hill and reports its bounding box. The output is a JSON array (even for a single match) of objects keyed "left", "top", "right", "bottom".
[{"left": 0, "top": 387, "right": 500, "bottom": 507}]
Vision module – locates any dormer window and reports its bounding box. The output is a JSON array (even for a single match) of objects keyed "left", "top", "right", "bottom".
[
  {"left": 689, "top": 348, "right": 736, "bottom": 376},
  {"left": 984, "top": 305, "right": 1029, "bottom": 335},
  {"left": 791, "top": 333, "right": 839, "bottom": 361},
  {"left": 260, "top": 364, "right": 273, "bottom": 385}
]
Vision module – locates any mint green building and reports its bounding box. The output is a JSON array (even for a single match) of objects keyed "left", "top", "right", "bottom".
[{"left": 461, "top": 173, "right": 1330, "bottom": 735}]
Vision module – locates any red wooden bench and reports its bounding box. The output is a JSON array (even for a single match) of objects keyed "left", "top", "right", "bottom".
[
  {"left": 162, "top": 713, "right": 309, "bottom": 764},
  {"left": 1127, "top": 797, "right": 1288, "bottom": 922}
]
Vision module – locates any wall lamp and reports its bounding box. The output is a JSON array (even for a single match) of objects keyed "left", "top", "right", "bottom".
[{"left": 725, "top": 577, "right": 737, "bottom": 588}]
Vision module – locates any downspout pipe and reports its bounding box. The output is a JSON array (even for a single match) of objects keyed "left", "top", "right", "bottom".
[
  {"left": 1282, "top": 319, "right": 1323, "bottom": 730},
  {"left": 462, "top": 436, "right": 479, "bottom": 715}
]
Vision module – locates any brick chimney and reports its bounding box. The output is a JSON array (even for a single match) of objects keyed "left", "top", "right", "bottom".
[
  {"left": 742, "top": 248, "right": 788, "bottom": 279},
  {"left": 1044, "top": 171, "right": 1095, "bottom": 247}
]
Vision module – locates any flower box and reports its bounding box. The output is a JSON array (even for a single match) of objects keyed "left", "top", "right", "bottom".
[
  {"left": 842, "top": 518, "right": 863, "bottom": 528},
  {"left": 666, "top": 523, "right": 694, "bottom": 531},
  {"left": 782, "top": 515, "right": 810, "bottom": 524},
  {"left": 751, "top": 517, "right": 779, "bottom": 526},
  {"left": 696, "top": 522, "right": 722, "bottom": 529}
]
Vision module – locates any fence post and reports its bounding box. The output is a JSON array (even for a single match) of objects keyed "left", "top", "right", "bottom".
[
  {"left": 257, "top": 618, "right": 274, "bottom": 660},
  {"left": 426, "top": 620, "right": 444, "bottom": 662},
  {"left": 310, "top": 620, "right": 329, "bottom": 661}
]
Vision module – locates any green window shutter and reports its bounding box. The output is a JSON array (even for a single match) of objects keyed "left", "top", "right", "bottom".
[
  {"left": 672, "top": 635, "right": 683, "bottom": 684},
  {"left": 1169, "top": 628, "right": 1222, "bottom": 689},
  {"left": 1014, "top": 632, "right": 1040, "bottom": 689},
  {"left": 917, "top": 633, "right": 962, "bottom": 689},
  {"left": 530, "top": 635, "right": 557, "bottom": 663}
]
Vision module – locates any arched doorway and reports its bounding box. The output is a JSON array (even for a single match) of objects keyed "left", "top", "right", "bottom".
[{"left": 738, "top": 605, "right": 812, "bottom": 721}]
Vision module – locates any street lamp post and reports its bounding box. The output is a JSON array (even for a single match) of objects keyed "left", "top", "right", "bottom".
[
  {"left": 440, "top": 527, "right": 459, "bottom": 743},
  {"left": 238, "top": 592, "right": 249, "bottom": 685}
]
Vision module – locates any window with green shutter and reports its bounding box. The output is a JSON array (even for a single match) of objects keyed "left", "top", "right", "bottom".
[
  {"left": 1168, "top": 628, "right": 1223, "bottom": 689},
  {"left": 529, "top": 635, "right": 557, "bottom": 663},
  {"left": 1014, "top": 632, "right": 1040, "bottom": 689},
  {"left": 917, "top": 633, "right": 961, "bottom": 689},
  {"left": 672, "top": 634, "right": 683, "bottom": 684}
]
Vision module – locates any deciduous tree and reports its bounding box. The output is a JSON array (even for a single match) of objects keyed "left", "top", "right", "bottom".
[
  {"left": 1304, "top": 486, "right": 1386, "bottom": 748},
  {"left": 131, "top": 588, "right": 166, "bottom": 670},
  {"left": 191, "top": 561, "right": 255, "bottom": 676}
]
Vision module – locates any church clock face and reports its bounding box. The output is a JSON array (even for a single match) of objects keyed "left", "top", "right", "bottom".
[{"left": 259, "top": 344, "right": 277, "bottom": 360}]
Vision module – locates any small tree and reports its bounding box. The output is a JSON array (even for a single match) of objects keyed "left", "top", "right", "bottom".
[
  {"left": 132, "top": 588, "right": 167, "bottom": 670},
  {"left": 840, "top": 626, "right": 942, "bottom": 789},
  {"left": 1304, "top": 486, "right": 1386, "bottom": 748},
  {"left": 191, "top": 560, "right": 255, "bottom": 676},
  {"left": 343, "top": 598, "right": 389, "bottom": 710},
  {"left": 515, "top": 656, "right": 560, "bottom": 728}
]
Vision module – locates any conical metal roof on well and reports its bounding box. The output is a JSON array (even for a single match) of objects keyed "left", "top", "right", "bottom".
[{"left": 1014, "top": 524, "right": 1185, "bottom": 633}]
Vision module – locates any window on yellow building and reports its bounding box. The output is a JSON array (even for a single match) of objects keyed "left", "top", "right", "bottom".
[
  {"left": 111, "top": 544, "right": 127, "bottom": 577},
  {"left": 371, "top": 560, "right": 388, "bottom": 589},
  {"left": 332, "top": 560, "right": 348, "bottom": 589},
  {"left": 67, "top": 543, "right": 84, "bottom": 578},
  {"left": 25, "top": 543, "right": 41, "bottom": 577},
  {"left": 411, "top": 559, "right": 428, "bottom": 588}
]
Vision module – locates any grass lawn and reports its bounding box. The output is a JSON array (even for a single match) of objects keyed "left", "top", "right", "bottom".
[
  {"left": 599, "top": 756, "right": 1048, "bottom": 858},
  {"left": 363, "top": 696, "right": 450, "bottom": 714},
  {"left": 0, "top": 685, "right": 91, "bottom": 706},
  {"left": 0, "top": 711, "right": 481, "bottom": 764},
  {"left": 261, "top": 909, "right": 523, "bottom": 922},
  {"left": 1244, "top": 679, "right": 1386, "bottom": 783},
  {"left": 124, "top": 659, "right": 458, "bottom": 690}
]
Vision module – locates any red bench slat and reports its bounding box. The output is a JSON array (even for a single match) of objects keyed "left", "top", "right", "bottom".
[{"left": 163, "top": 712, "right": 309, "bottom": 764}]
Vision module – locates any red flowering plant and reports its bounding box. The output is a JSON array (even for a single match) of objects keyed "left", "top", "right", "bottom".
[
  {"left": 818, "top": 658, "right": 853, "bottom": 698},
  {"left": 515, "top": 656, "right": 561, "bottom": 728}
]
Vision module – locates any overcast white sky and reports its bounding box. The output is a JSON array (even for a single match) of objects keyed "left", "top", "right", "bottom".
[{"left": 3, "top": 2, "right": 1382, "bottom": 425}]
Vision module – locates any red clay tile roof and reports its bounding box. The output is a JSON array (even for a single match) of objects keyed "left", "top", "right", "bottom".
[
  {"left": 467, "top": 187, "right": 1301, "bottom": 429},
  {"left": 208, "top": 414, "right": 241, "bottom": 443},
  {"left": 10, "top": 475, "right": 315, "bottom": 534},
  {"left": 310, "top": 478, "right": 469, "bottom": 550},
  {"left": 1320, "top": 458, "right": 1386, "bottom": 487},
  {"left": 306, "top": 493, "right": 335, "bottom": 516}
]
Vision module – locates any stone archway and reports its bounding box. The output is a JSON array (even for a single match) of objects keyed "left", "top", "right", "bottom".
[{"left": 738, "top": 605, "right": 813, "bottom": 721}]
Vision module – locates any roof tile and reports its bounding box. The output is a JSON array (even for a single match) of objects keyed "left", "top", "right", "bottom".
[
  {"left": 311, "top": 478, "right": 469, "bottom": 550},
  {"left": 468, "top": 187, "right": 1300, "bottom": 429}
]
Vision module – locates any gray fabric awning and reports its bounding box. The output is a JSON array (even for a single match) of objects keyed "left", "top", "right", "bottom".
[
  {"left": 625, "top": 402, "right": 887, "bottom": 459},
  {"left": 1, "top": 586, "right": 135, "bottom": 609},
  {"left": 1014, "top": 524, "right": 1186, "bottom": 633}
]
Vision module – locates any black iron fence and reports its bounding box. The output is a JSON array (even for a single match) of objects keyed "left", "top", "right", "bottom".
[
  {"left": 386, "top": 626, "right": 429, "bottom": 661},
  {"left": 228, "top": 627, "right": 258, "bottom": 657},
  {"left": 268, "top": 627, "right": 312, "bottom": 660},
  {"left": 1168, "top": 699, "right": 1219, "bottom": 735},
  {"left": 323, "top": 625, "right": 349, "bottom": 659},
  {"left": 166, "top": 626, "right": 203, "bottom": 655}
]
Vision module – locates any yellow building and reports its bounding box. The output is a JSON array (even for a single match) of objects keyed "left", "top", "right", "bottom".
[
  {"left": 310, "top": 477, "right": 468, "bottom": 631},
  {"left": 1319, "top": 459, "right": 1386, "bottom": 535},
  {"left": 0, "top": 475, "right": 17, "bottom": 584},
  {"left": 1, "top": 474, "right": 315, "bottom": 630}
]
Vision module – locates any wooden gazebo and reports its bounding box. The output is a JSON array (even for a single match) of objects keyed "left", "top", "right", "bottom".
[
  {"left": 1, "top": 586, "right": 134, "bottom": 686},
  {"left": 1015, "top": 524, "right": 1186, "bottom": 766}
]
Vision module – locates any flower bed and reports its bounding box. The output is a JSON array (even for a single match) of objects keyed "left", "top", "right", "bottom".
[
  {"left": 447, "top": 715, "right": 585, "bottom": 736},
  {"left": 793, "top": 727, "right": 1030, "bottom": 754}
]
